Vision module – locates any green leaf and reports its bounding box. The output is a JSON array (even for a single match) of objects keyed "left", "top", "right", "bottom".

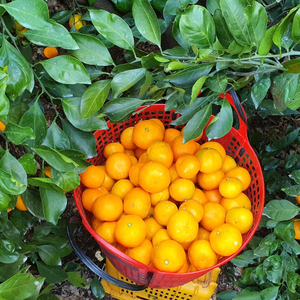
[
  {"left": 0, "top": 39, "right": 34, "bottom": 100},
  {"left": 62, "top": 97, "right": 108, "bottom": 132},
  {"left": 51, "top": 169, "right": 80, "bottom": 193},
  {"left": 217, "top": 290, "right": 237, "bottom": 300},
  {"left": 263, "top": 255, "right": 283, "bottom": 285},
  {"left": 233, "top": 292, "right": 261, "bottom": 300},
  {"left": 191, "top": 76, "right": 207, "bottom": 105},
  {"left": 0, "top": 190, "right": 11, "bottom": 211},
  {"left": 37, "top": 245, "right": 62, "bottom": 266},
  {"left": 0, "top": 70, "right": 9, "bottom": 119},
  {"left": 179, "top": 5, "right": 215, "bottom": 48},
  {"left": 102, "top": 98, "right": 145, "bottom": 123},
  {"left": 244, "top": 1, "right": 267, "bottom": 47},
  {"left": 287, "top": 272, "right": 300, "bottom": 293},
  {"left": 213, "top": 9, "right": 233, "bottom": 48},
  {"left": 32, "top": 145, "right": 77, "bottom": 172},
  {"left": 67, "top": 272, "right": 88, "bottom": 288},
  {"left": 250, "top": 75, "right": 271, "bottom": 109},
  {"left": 70, "top": 33, "right": 115, "bottom": 66},
  {"left": 61, "top": 119, "right": 97, "bottom": 159},
  {"left": 263, "top": 200, "right": 300, "bottom": 221},
  {"left": 59, "top": 150, "right": 91, "bottom": 174},
  {"left": 231, "top": 250, "right": 256, "bottom": 267},
  {"left": 19, "top": 101, "right": 48, "bottom": 147},
  {"left": 24, "top": 21, "right": 79, "bottom": 50},
  {"left": 220, "top": 0, "right": 250, "bottom": 47},
  {"left": 206, "top": 100, "right": 233, "bottom": 140},
  {"left": 80, "top": 80, "right": 111, "bottom": 120},
  {"left": 265, "top": 128, "right": 299, "bottom": 152},
  {"left": 4, "top": 123, "right": 35, "bottom": 145},
  {"left": 22, "top": 188, "right": 44, "bottom": 219},
  {"left": 0, "top": 273, "right": 42, "bottom": 300},
  {"left": 36, "top": 261, "right": 67, "bottom": 284},
  {"left": 205, "top": 71, "right": 228, "bottom": 94},
  {"left": 283, "top": 185, "right": 300, "bottom": 197},
  {"left": 111, "top": 68, "right": 146, "bottom": 98},
  {"left": 40, "top": 188, "right": 67, "bottom": 225},
  {"left": 258, "top": 25, "right": 278, "bottom": 57},
  {"left": 51, "top": 10, "right": 73, "bottom": 24},
  {"left": 42, "top": 122, "right": 71, "bottom": 151},
  {"left": 290, "top": 170, "right": 300, "bottom": 185},
  {"left": 91, "top": 277, "right": 105, "bottom": 299},
  {"left": 283, "top": 58, "right": 300, "bottom": 74},
  {"left": 89, "top": 9, "right": 135, "bottom": 51},
  {"left": 39, "top": 56, "right": 91, "bottom": 85},
  {"left": 292, "top": 8, "right": 300, "bottom": 44},
  {"left": 183, "top": 104, "right": 212, "bottom": 143},
  {"left": 18, "top": 153, "right": 37, "bottom": 175},
  {"left": 165, "top": 64, "right": 213, "bottom": 87},
  {"left": 172, "top": 15, "right": 190, "bottom": 49},
  {"left": 207, "top": 0, "right": 221, "bottom": 15},
  {"left": 274, "top": 221, "right": 295, "bottom": 242},
  {"left": 132, "top": 0, "right": 161, "bottom": 49},
  {"left": 0, "top": 0, "right": 51, "bottom": 30}
]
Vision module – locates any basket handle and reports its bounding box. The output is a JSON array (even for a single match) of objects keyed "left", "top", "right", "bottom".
[
  {"left": 220, "top": 88, "right": 248, "bottom": 139},
  {"left": 67, "top": 226, "right": 150, "bottom": 291}
]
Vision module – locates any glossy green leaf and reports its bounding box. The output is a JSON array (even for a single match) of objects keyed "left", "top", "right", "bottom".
[
  {"left": 282, "top": 185, "right": 300, "bottom": 197},
  {"left": 232, "top": 292, "right": 261, "bottom": 300},
  {"left": 258, "top": 25, "right": 278, "bottom": 57},
  {"left": 263, "top": 200, "right": 300, "bottom": 221},
  {"left": 0, "top": 245, "right": 18, "bottom": 263},
  {"left": 0, "top": 273, "right": 42, "bottom": 300},
  {"left": 39, "top": 56, "right": 90, "bottom": 85},
  {"left": 111, "top": 68, "right": 146, "bottom": 98},
  {"left": 51, "top": 10, "right": 73, "bottom": 24},
  {"left": 51, "top": 169, "right": 80, "bottom": 193},
  {"left": 244, "top": 1, "right": 267, "bottom": 47},
  {"left": 206, "top": 100, "right": 233, "bottom": 140},
  {"left": 27, "top": 178, "right": 63, "bottom": 194},
  {"left": 132, "top": 0, "right": 161, "bottom": 49},
  {"left": 250, "top": 75, "right": 271, "bottom": 109},
  {"left": 265, "top": 128, "right": 299, "bottom": 152},
  {"left": 205, "top": 71, "right": 228, "bottom": 94},
  {"left": 22, "top": 188, "right": 44, "bottom": 219},
  {"left": 179, "top": 5, "right": 215, "bottom": 48},
  {"left": 24, "top": 277, "right": 45, "bottom": 300},
  {"left": 70, "top": 33, "right": 115, "bottom": 66},
  {"left": 81, "top": 80, "right": 111, "bottom": 119},
  {"left": 36, "top": 261, "right": 67, "bottom": 284},
  {"left": 24, "top": 21, "right": 79, "bottom": 50},
  {"left": 40, "top": 187, "right": 67, "bottom": 225},
  {"left": 32, "top": 145, "right": 78, "bottom": 173},
  {"left": 59, "top": 150, "right": 91, "bottom": 174},
  {"left": 90, "top": 9, "right": 134, "bottom": 51},
  {"left": 19, "top": 102, "right": 47, "bottom": 147},
  {"left": 91, "top": 277, "right": 105, "bottom": 299},
  {"left": 0, "top": 0, "right": 51, "bottom": 30},
  {"left": 216, "top": 290, "right": 238, "bottom": 300},
  {"left": 63, "top": 97, "right": 108, "bottom": 132},
  {"left": 140, "top": 71, "right": 153, "bottom": 95},
  {"left": 289, "top": 170, "right": 300, "bottom": 185},
  {"left": 4, "top": 123, "right": 35, "bottom": 145},
  {"left": 102, "top": 98, "right": 145, "bottom": 123},
  {"left": 67, "top": 272, "right": 88, "bottom": 288},
  {"left": 292, "top": 8, "right": 300, "bottom": 44},
  {"left": 0, "top": 39, "right": 34, "bottom": 100},
  {"left": 163, "top": 0, "right": 198, "bottom": 16},
  {"left": 213, "top": 9, "right": 233, "bottom": 48},
  {"left": 220, "top": 0, "right": 250, "bottom": 47},
  {"left": 172, "top": 15, "right": 190, "bottom": 49},
  {"left": 190, "top": 77, "right": 206, "bottom": 105},
  {"left": 37, "top": 245, "right": 62, "bottom": 266},
  {"left": 206, "top": 0, "right": 220, "bottom": 14},
  {"left": 183, "top": 104, "right": 212, "bottom": 143},
  {"left": 61, "top": 119, "right": 97, "bottom": 159},
  {"left": 165, "top": 64, "right": 213, "bottom": 87},
  {"left": 283, "top": 58, "right": 300, "bottom": 74},
  {"left": 18, "top": 153, "right": 37, "bottom": 175},
  {"left": 0, "top": 70, "right": 9, "bottom": 119},
  {"left": 274, "top": 221, "right": 295, "bottom": 242},
  {"left": 231, "top": 250, "right": 256, "bottom": 268},
  {"left": 42, "top": 122, "right": 71, "bottom": 151},
  {"left": 0, "top": 190, "right": 11, "bottom": 211}
]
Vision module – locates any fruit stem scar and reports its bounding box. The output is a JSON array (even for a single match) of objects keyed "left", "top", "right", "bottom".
[
  {"left": 164, "top": 260, "right": 169, "bottom": 265},
  {"left": 127, "top": 223, "right": 132, "bottom": 227}
]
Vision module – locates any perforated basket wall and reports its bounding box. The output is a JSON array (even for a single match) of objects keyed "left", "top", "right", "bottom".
[{"left": 73, "top": 103, "right": 265, "bottom": 289}]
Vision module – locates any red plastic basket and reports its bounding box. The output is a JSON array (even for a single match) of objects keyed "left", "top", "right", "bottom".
[{"left": 73, "top": 93, "right": 265, "bottom": 289}]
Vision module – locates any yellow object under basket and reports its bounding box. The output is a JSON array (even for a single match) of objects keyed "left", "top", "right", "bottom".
[{"left": 102, "top": 259, "right": 221, "bottom": 300}]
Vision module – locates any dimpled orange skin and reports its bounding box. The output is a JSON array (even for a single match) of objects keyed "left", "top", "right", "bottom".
[
  {"left": 138, "top": 161, "right": 171, "bottom": 193},
  {"left": 105, "top": 152, "right": 132, "bottom": 180},
  {"left": 195, "top": 148, "right": 223, "bottom": 173},
  {"left": 169, "top": 178, "right": 195, "bottom": 202},
  {"left": 147, "top": 141, "right": 174, "bottom": 168},
  {"left": 225, "top": 166, "right": 252, "bottom": 191}
]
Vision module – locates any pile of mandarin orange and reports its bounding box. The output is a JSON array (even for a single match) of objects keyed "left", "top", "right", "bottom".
[{"left": 79, "top": 118, "right": 253, "bottom": 273}]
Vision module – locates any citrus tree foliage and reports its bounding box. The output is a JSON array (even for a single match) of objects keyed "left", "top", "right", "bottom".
[{"left": 0, "top": 0, "right": 300, "bottom": 298}]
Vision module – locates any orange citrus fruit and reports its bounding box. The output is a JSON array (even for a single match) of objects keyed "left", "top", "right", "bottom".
[
  {"left": 197, "top": 169, "right": 225, "bottom": 190},
  {"left": 120, "top": 127, "right": 137, "bottom": 150},
  {"left": 294, "top": 220, "right": 300, "bottom": 240},
  {"left": 43, "top": 47, "right": 58, "bottom": 59},
  {"left": 95, "top": 221, "right": 117, "bottom": 244},
  {"left": 69, "top": 14, "right": 86, "bottom": 30},
  {"left": 197, "top": 226, "right": 211, "bottom": 241},
  {"left": 80, "top": 165, "right": 105, "bottom": 188},
  {"left": 123, "top": 187, "right": 151, "bottom": 219},
  {"left": 152, "top": 239, "right": 186, "bottom": 272},
  {"left": 179, "top": 199, "right": 204, "bottom": 222},
  {"left": 125, "top": 238, "right": 153, "bottom": 265},
  {"left": 188, "top": 239, "right": 218, "bottom": 271},
  {"left": 111, "top": 179, "right": 134, "bottom": 200},
  {"left": 221, "top": 155, "right": 237, "bottom": 173},
  {"left": 191, "top": 188, "right": 209, "bottom": 205},
  {"left": 203, "top": 189, "right": 223, "bottom": 204},
  {"left": 220, "top": 192, "right": 252, "bottom": 211},
  {"left": 210, "top": 223, "right": 243, "bottom": 256},
  {"left": 133, "top": 120, "right": 164, "bottom": 150},
  {"left": 296, "top": 196, "right": 300, "bottom": 205},
  {"left": 82, "top": 187, "right": 108, "bottom": 212},
  {"left": 115, "top": 215, "right": 147, "bottom": 248},
  {"left": 92, "top": 193, "right": 123, "bottom": 221},
  {"left": 103, "top": 142, "right": 124, "bottom": 159},
  {"left": 16, "top": 195, "right": 28, "bottom": 211},
  {"left": 219, "top": 177, "right": 243, "bottom": 198},
  {"left": 163, "top": 128, "right": 181, "bottom": 144},
  {"left": 144, "top": 217, "right": 164, "bottom": 240},
  {"left": 200, "top": 202, "right": 226, "bottom": 232},
  {"left": 153, "top": 200, "right": 178, "bottom": 226},
  {"left": 169, "top": 163, "right": 180, "bottom": 182},
  {"left": 147, "top": 141, "right": 174, "bottom": 168},
  {"left": 44, "top": 166, "right": 51, "bottom": 178},
  {"left": 152, "top": 118, "right": 165, "bottom": 133},
  {"left": 195, "top": 148, "right": 223, "bottom": 173},
  {"left": 152, "top": 228, "right": 170, "bottom": 246},
  {"left": 199, "top": 141, "right": 226, "bottom": 161},
  {"left": 169, "top": 178, "right": 195, "bottom": 202},
  {"left": 226, "top": 167, "right": 251, "bottom": 191},
  {"left": 138, "top": 162, "right": 171, "bottom": 193},
  {"left": 91, "top": 216, "right": 102, "bottom": 231},
  {"left": 175, "top": 154, "right": 200, "bottom": 179},
  {"left": 171, "top": 135, "right": 198, "bottom": 162},
  {"left": 138, "top": 152, "right": 149, "bottom": 163},
  {"left": 105, "top": 152, "right": 132, "bottom": 180},
  {"left": 99, "top": 166, "right": 115, "bottom": 191},
  {"left": 150, "top": 188, "right": 169, "bottom": 206},
  {"left": 135, "top": 148, "right": 146, "bottom": 159},
  {"left": 226, "top": 207, "right": 253, "bottom": 234},
  {"left": 129, "top": 162, "right": 144, "bottom": 186},
  {"left": 167, "top": 210, "right": 198, "bottom": 243}
]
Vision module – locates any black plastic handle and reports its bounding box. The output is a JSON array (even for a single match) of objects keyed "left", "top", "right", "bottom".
[
  {"left": 228, "top": 87, "right": 248, "bottom": 126},
  {"left": 67, "top": 226, "right": 150, "bottom": 291}
]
